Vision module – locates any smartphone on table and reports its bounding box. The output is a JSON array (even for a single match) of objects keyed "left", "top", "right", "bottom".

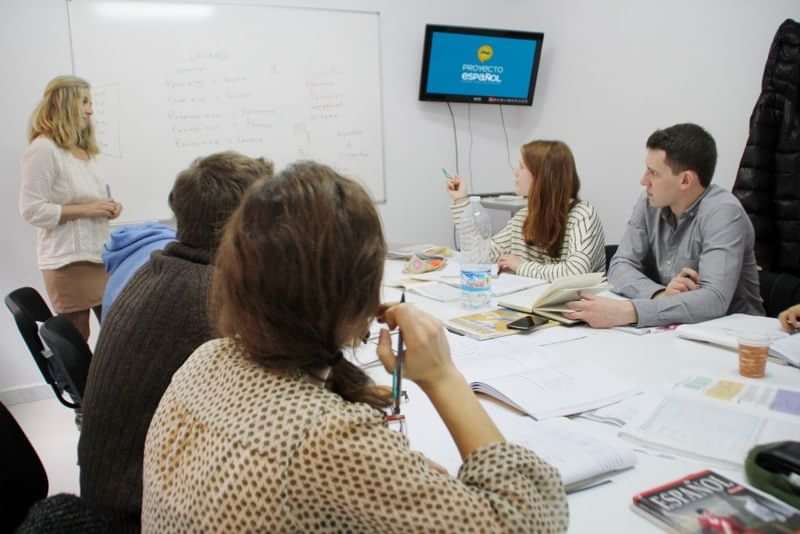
[{"left": 507, "top": 315, "right": 548, "bottom": 331}]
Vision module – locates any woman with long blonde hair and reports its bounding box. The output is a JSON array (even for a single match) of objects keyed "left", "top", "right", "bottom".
[
  {"left": 19, "top": 75, "right": 123, "bottom": 339},
  {"left": 447, "top": 140, "right": 605, "bottom": 280}
]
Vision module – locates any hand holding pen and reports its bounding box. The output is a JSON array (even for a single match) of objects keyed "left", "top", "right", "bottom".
[
  {"left": 443, "top": 168, "right": 467, "bottom": 202},
  {"left": 103, "top": 183, "right": 124, "bottom": 220},
  {"left": 376, "top": 302, "right": 457, "bottom": 392},
  {"left": 392, "top": 292, "right": 406, "bottom": 414}
]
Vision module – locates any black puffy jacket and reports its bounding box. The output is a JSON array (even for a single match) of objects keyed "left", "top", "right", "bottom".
[{"left": 733, "top": 18, "right": 800, "bottom": 276}]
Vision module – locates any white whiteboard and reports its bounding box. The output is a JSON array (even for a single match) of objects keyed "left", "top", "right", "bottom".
[{"left": 68, "top": 1, "right": 385, "bottom": 222}]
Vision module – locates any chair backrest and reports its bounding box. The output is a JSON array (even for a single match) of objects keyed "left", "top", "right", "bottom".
[
  {"left": 0, "top": 400, "right": 48, "bottom": 533},
  {"left": 605, "top": 244, "right": 619, "bottom": 273},
  {"left": 758, "top": 271, "right": 800, "bottom": 318},
  {"left": 3, "top": 288, "right": 80, "bottom": 409},
  {"left": 39, "top": 316, "right": 94, "bottom": 406}
]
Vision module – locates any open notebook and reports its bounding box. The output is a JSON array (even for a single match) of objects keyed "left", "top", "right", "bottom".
[
  {"left": 468, "top": 362, "right": 641, "bottom": 419},
  {"left": 411, "top": 264, "right": 546, "bottom": 297},
  {"left": 675, "top": 314, "right": 800, "bottom": 367},
  {"left": 498, "top": 272, "right": 608, "bottom": 324},
  {"left": 505, "top": 416, "right": 637, "bottom": 493}
]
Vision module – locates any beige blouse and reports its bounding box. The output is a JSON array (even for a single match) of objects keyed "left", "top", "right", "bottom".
[
  {"left": 142, "top": 338, "right": 569, "bottom": 533},
  {"left": 19, "top": 136, "right": 110, "bottom": 270}
]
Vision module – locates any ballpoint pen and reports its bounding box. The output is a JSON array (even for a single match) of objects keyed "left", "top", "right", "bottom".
[
  {"left": 441, "top": 168, "right": 451, "bottom": 180},
  {"left": 392, "top": 291, "right": 405, "bottom": 415}
]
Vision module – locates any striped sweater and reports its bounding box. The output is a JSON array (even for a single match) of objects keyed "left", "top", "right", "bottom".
[{"left": 451, "top": 198, "right": 606, "bottom": 281}]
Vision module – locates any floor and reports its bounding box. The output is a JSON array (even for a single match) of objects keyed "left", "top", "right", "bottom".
[{"left": 10, "top": 397, "right": 81, "bottom": 495}]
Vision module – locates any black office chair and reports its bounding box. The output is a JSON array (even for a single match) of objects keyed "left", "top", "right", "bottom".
[
  {"left": 39, "top": 316, "right": 94, "bottom": 408},
  {"left": 604, "top": 244, "right": 619, "bottom": 273},
  {"left": 0, "top": 400, "right": 48, "bottom": 532},
  {"left": 759, "top": 271, "right": 800, "bottom": 318},
  {"left": 5, "top": 287, "right": 80, "bottom": 409},
  {"left": 0, "top": 400, "right": 111, "bottom": 533}
]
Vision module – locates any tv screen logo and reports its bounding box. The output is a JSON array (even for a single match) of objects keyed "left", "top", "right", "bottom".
[{"left": 462, "top": 44, "right": 503, "bottom": 84}]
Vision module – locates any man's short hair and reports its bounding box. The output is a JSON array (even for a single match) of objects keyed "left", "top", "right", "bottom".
[
  {"left": 646, "top": 123, "right": 717, "bottom": 188},
  {"left": 169, "top": 151, "right": 274, "bottom": 251}
]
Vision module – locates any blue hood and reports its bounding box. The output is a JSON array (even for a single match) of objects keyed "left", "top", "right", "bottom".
[{"left": 102, "top": 223, "right": 176, "bottom": 272}]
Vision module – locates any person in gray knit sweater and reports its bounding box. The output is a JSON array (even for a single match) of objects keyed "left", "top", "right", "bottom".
[{"left": 77, "top": 151, "right": 273, "bottom": 532}]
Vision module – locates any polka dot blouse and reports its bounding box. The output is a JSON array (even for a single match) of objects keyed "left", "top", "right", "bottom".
[{"left": 142, "top": 338, "right": 569, "bottom": 533}]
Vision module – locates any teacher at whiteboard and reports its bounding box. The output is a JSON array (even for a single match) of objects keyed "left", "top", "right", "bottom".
[{"left": 19, "top": 75, "right": 123, "bottom": 340}]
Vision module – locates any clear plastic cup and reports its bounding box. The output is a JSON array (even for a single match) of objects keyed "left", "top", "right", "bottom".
[
  {"left": 460, "top": 264, "right": 492, "bottom": 308},
  {"left": 737, "top": 334, "right": 770, "bottom": 378}
]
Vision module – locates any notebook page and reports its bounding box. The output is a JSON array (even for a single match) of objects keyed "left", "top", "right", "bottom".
[
  {"left": 621, "top": 390, "right": 800, "bottom": 468},
  {"left": 675, "top": 314, "right": 788, "bottom": 351},
  {"left": 473, "top": 363, "right": 640, "bottom": 419},
  {"left": 621, "top": 396, "right": 765, "bottom": 467},
  {"left": 490, "top": 273, "right": 547, "bottom": 296},
  {"left": 771, "top": 333, "right": 800, "bottom": 366},
  {"left": 508, "top": 417, "right": 637, "bottom": 491}
]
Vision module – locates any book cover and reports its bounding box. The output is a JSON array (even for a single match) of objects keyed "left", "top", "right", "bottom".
[
  {"left": 632, "top": 470, "right": 800, "bottom": 533},
  {"left": 445, "top": 309, "right": 530, "bottom": 340}
]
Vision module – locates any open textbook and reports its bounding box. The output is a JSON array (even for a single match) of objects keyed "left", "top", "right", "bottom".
[
  {"left": 468, "top": 362, "right": 640, "bottom": 419},
  {"left": 675, "top": 314, "right": 800, "bottom": 367},
  {"left": 620, "top": 376, "right": 800, "bottom": 469},
  {"left": 498, "top": 272, "right": 608, "bottom": 324}
]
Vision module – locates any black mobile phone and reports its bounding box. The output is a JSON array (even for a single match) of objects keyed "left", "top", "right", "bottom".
[
  {"left": 755, "top": 441, "right": 800, "bottom": 475},
  {"left": 507, "top": 315, "right": 547, "bottom": 331}
]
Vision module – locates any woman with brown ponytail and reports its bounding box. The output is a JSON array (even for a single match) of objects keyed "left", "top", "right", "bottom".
[{"left": 142, "top": 161, "right": 569, "bottom": 533}]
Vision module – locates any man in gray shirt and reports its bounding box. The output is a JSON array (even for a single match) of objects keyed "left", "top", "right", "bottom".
[{"left": 566, "top": 123, "right": 764, "bottom": 328}]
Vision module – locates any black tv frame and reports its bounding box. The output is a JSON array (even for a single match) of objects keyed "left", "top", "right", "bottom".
[{"left": 418, "top": 24, "right": 544, "bottom": 106}]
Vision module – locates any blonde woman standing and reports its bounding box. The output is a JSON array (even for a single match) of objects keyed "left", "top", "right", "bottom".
[{"left": 20, "top": 75, "right": 122, "bottom": 339}]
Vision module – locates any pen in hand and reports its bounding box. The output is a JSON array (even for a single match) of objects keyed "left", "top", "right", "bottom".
[
  {"left": 106, "top": 184, "right": 112, "bottom": 199},
  {"left": 392, "top": 291, "right": 405, "bottom": 415}
]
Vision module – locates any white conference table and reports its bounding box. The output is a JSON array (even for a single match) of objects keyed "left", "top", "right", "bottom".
[{"left": 361, "top": 260, "right": 799, "bottom": 533}]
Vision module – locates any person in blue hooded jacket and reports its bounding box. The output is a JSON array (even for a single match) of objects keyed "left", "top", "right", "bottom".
[{"left": 101, "top": 222, "right": 175, "bottom": 320}]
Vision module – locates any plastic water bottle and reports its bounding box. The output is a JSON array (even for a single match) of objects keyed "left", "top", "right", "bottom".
[{"left": 458, "top": 196, "right": 493, "bottom": 308}]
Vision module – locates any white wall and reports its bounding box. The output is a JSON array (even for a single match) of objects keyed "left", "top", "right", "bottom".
[
  {"left": 1, "top": 0, "right": 797, "bottom": 396},
  {"left": 0, "top": 0, "right": 73, "bottom": 399}
]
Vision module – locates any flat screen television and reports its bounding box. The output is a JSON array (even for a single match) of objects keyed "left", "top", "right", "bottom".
[{"left": 419, "top": 24, "right": 544, "bottom": 106}]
